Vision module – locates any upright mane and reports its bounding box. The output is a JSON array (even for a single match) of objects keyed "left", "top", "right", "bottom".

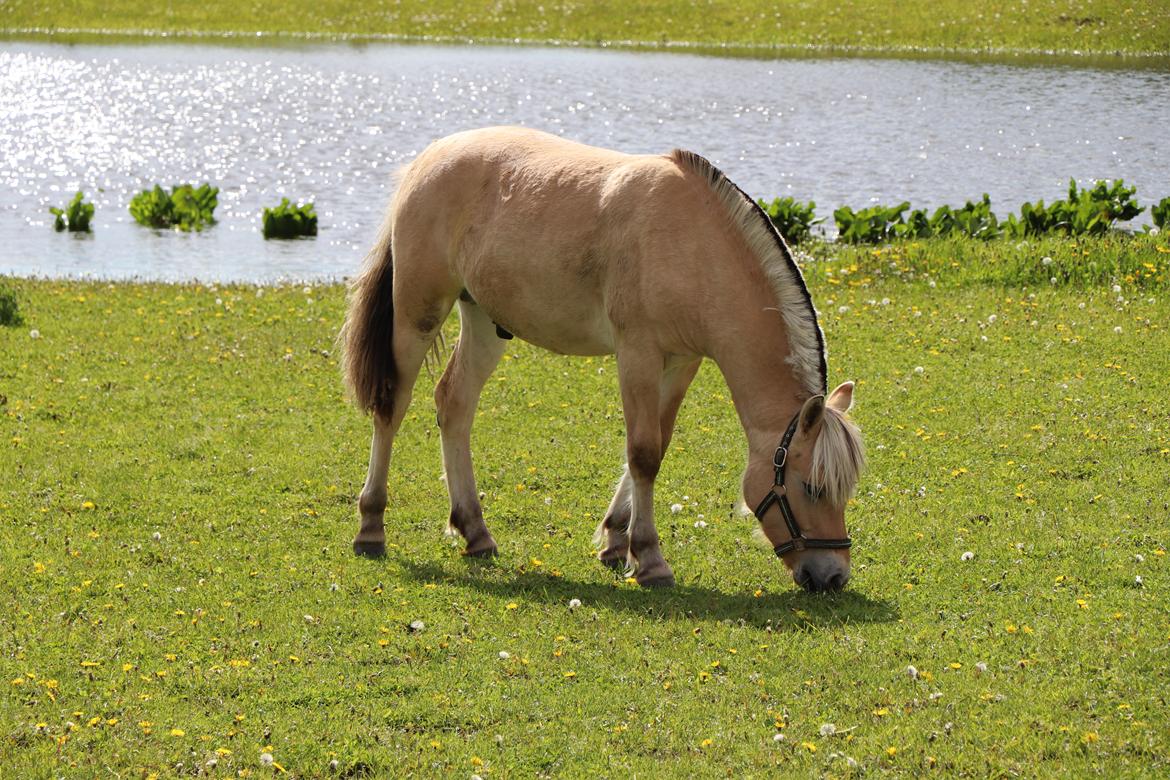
[{"left": 669, "top": 149, "right": 828, "bottom": 397}]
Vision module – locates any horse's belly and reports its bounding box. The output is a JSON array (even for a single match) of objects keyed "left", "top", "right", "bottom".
[{"left": 463, "top": 263, "right": 614, "bottom": 356}]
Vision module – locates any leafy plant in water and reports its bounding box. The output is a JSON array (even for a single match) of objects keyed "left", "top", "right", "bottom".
[
  {"left": 129, "top": 184, "right": 218, "bottom": 231},
  {"left": 1151, "top": 197, "right": 1170, "bottom": 231},
  {"left": 0, "top": 285, "right": 23, "bottom": 327},
  {"left": 756, "top": 196, "right": 822, "bottom": 244},
  {"left": 833, "top": 202, "right": 910, "bottom": 244},
  {"left": 262, "top": 199, "right": 318, "bottom": 239},
  {"left": 1003, "top": 179, "right": 1143, "bottom": 238},
  {"left": 49, "top": 191, "right": 94, "bottom": 232}
]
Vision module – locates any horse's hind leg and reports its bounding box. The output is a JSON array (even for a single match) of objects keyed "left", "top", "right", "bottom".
[
  {"left": 435, "top": 300, "right": 506, "bottom": 557},
  {"left": 354, "top": 302, "right": 454, "bottom": 557},
  {"left": 597, "top": 357, "right": 700, "bottom": 568}
]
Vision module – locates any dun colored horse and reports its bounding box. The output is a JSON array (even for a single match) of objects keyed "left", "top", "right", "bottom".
[{"left": 342, "top": 127, "right": 864, "bottom": 592}]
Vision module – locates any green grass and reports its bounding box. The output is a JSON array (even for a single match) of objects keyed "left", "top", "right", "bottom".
[
  {"left": 2, "top": 235, "right": 1169, "bottom": 776},
  {"left": 3, "top": 0, "right": 1169, "bottom": 58}
]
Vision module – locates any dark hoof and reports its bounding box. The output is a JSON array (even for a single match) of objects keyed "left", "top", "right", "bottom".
[
  {"left": 352, "top": 540, "right": 386, "bottom": 558},
  {"left": 599, "top": 554, "right": 626, "bottom": 570},
  {"left": 637, "top": 574, "right": 676, "bottom": 589},
  {"left": 463, "top": 545, "right": 498, "bottom": 559}
]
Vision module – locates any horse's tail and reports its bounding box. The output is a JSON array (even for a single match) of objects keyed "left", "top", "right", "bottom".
[{"left": 342, "top": 218, "right": 397, "bottom": 418}]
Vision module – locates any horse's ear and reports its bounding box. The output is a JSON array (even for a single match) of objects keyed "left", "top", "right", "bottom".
[
  {"left": 799, "top": 394, "right": 825, "bottom": 433},
  {"left": 827, "top": 381, "right": 855, "bottom": 414}
]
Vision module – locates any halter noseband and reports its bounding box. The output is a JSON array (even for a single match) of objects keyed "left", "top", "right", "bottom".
[{"left": 753, "top": 412, "right": 853, "bottom": 558}]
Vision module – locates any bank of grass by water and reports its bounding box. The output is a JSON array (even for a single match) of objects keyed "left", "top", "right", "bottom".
[
  {"left": 2, "top": 235, "right": 1169, "bottom": 776},
  {"left": 3, "top": 0, "right": 1169, "bottom": 59}
]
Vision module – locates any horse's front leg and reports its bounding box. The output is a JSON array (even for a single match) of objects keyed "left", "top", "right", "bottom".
[
  {"left": 615, "top": 343, "right": 674, "bottom": 587},
  {"left": 597, "top": 357, "right": 701, "bottom": 568}
]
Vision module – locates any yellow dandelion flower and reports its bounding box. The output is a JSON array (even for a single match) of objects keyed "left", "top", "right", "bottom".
[
  {"left": 700, "top": 738, "right": 713, "bottom": 748},
  {"left": 949, "top": 662, "right": 962, "bottom": 670},
  {"left": 801, "top": 741, "right": 817, "bottom": 753},
  {"left": 887, "top": 747, "right": 898, "bottom": 757},
  {"left": 505, "top": 602, "right": 518, "bottom": 610},
  {"left": 471, "top": 756, "right": 484, "bottom": 767},
  {"left": 81, "top": 501, "right": 95, "bottom": 510},
  {"left": 170, "top": 728, "right": 185, "bottom": 737},
  {"left": 564, "top": 671, "right": 577, "bottom": 679},
  {"left": 873, "top": 707, "right": 890, "bottom": 716},
  {"left": 1083, "top": 731, "right": 1099, "bottom": 744}
]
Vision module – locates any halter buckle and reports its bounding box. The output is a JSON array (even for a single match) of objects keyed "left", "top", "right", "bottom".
[{"left": 773, "top": 446, "right": 788, "bottom": 469}]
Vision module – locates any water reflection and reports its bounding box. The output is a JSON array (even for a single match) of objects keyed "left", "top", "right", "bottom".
[{"left": 1, "top": 41, "right": 1167, "bottom": 282}]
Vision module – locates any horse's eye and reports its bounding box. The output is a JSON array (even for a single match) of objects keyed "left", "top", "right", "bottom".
[{"left": 802, "top": 481, "right": 824, "bottom": 501}]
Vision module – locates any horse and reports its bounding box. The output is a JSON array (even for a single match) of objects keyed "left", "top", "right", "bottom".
[{"left": 341, "top": 126, "right": 865, "bottom": 592}]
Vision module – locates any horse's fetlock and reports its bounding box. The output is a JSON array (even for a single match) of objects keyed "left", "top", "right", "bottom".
[{"left": 359, "top": 490, "right": 387, "bottom": 517}]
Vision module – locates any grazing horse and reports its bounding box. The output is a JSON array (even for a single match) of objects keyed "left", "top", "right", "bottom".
[{"left": 342, "top": 127, "right": 864, "bottom": 592}]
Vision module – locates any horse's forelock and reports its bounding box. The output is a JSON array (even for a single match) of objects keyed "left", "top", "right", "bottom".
[{"left": 810, "top": 406, "right": 865, "bottom": 507}]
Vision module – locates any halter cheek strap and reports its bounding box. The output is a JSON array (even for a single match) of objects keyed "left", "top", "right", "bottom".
[{"left": 753, "top": 413, "right": 853, "bottom": 558}]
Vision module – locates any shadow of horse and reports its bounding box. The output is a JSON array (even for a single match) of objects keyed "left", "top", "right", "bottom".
[{"left": 390, "top": 555, "right": 897, "bottom": 631}]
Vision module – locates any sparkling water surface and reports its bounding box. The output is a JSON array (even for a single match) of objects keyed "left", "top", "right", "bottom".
[{"left": 2, "top": 41, "right": 1168, "bottom": 282}]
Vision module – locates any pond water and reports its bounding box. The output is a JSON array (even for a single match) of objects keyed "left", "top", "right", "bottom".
[{"left": 2, "top": 41, "right": 1168, "bottom": 282}]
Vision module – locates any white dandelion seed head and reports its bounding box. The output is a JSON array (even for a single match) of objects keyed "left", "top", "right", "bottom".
[
  {"left": 1113, "top": 326, "right": 1123, "bottom": 334},
  {"left": 773, "top": 733, "right": 786, "bottom": 742},
  {"left": 543, "top": 497, "right": 552, "bottom": 505},
  {"left": 206, "top": 757, "right": 218, "bottom": 769},
  {"left": 1135, "top": 575, "right": 1143, "bottom": 587},
  {"left": 1078, "top": 302, "right": 1086, "bottom": 309},
  {"left": 1041, "top": 256, "right": 1053, "bottom": 266},
  {"left": 914, "top": 366, "right": 924, "bottom": 374},
  {"left": 498, "top": 651, "right": 510, "bottom": 660},
  {"left": 669, "top": 503, "right": 683, "bottom": 514},
  {"left": 694, "top": 520, "right": 708, "bottom": 529},
  {"left": 987, "top": 314, "right": 997, "bottom": 324},
  {"left": 975, "top": 662, "right": 988, "bottom": 673},
  {"left": 329, "top": 759, "right": 339, "bottom": 770},
  {"left": 1050, "top": 277, "right": 1058, "bottom": 285},
  {"left": 847, "top": 757, "right": 859, "bottom": 769},
  {"left": 1112, "top": 284, "right": 1121, "bottom": 293},
  {"left": 303, "top": 614, "right": 315, "bottom": 624},
  {"left": 151, "top": 532, "right": 162, "bottom": 542},
  {"left": 29, "top": 329, "right": 40, "bottom": 339},
  {"left": 907, "top": 665, "right": 919, "bottom": 679},
  {"left": 961, "top": 551, "right": 975, "bottom": 561},
  {"left": 930, "top": 692, "right": 944, "bottom": 701},
  {"left": 568, "top": 598, "right": 582, "bottom": 609},
  {"left": 255, "top": 288, "right": 264, "bottom": 297},
  {"left": 981, "top": 334, "right": 988, "bottom": 341},
  {"left": 409, "top": 620, "right": 425, "bottom": 632},
  {"left": 1135, "top": 554, "right": 1145, "bottom": 563},
  {"left": 819, "top": 723, "right": 837, "bottom": 737},
  {"left": 881, "top": 297, "right": 890, "bottom": 306},
  {"left": 928, "top": 279, "right": 937, "bottom": 288},
  {"left": 329, "top": 582, "right": 339, "bottom": 592},
  {"left": 260, "top": 753, "right": 274, "bottom": 766},
  {"left": 838, "top": 305, "right": 850, "bottom": 314}
]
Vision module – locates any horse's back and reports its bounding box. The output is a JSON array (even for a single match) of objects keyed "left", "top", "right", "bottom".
[{"left": 391, "top": 127, "right": 717, "bottom": 356}]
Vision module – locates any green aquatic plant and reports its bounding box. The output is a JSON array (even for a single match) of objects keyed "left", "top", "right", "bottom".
[
  {"left": 1003, "top": 179, "right": 1143, "bottom": 238},
  {"left": 262, "top": 199, "right": 318, "bottom": 239},
  {"left": 129, "top": 184, "right": 218, "bottom": 231},
  {"left": 833, "top": 202, "right": 910, "bottom": 244},
  {"left": 1151, "top": 196, "right": 1170, "bottom": 231},
  {"left": 756, "top": 196, "right": 822, "bottom": 244},
  {"left": 0, "top": 285, "right": 23, "bottom": 327},
  {"left": 49, "top": 191, "right": 94, "bottom": 233}
]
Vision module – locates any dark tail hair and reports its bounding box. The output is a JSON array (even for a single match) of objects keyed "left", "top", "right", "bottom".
[{"left": 342, "top": 220, "right": 396, "bottom": 418}]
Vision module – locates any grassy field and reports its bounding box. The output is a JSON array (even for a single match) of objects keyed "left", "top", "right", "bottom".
[
  {"left": 2, "top": 234, "right": 1169, "bottom": 777},
  {"left": 2, "top": 0, "right": 1169, "bottom": 58}
]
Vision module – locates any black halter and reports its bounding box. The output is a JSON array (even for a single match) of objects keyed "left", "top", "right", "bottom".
[{"left": 753, "top": 412, "right": 853, "bottom": 558}]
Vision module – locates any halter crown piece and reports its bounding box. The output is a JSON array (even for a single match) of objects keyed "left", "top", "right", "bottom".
[{"left": 753, "top": 412, "right": 853, "bottom": 557}]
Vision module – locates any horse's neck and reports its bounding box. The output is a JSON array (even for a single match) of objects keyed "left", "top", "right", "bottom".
[{"left": 710, "top": 315, "right": 807, "bottom": 455}]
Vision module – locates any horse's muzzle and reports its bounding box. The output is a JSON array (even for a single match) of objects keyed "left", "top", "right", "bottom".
[{"left": 794, "top": 556, "right": 851, "bottom": 593}]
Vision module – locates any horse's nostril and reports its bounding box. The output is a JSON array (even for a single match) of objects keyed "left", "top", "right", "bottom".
[{"left": 827, "top": 572, "right": 846, "bottom": 592}]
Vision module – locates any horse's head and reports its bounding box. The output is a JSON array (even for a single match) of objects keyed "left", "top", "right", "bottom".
[{"left": 751, "top": 382, "right": 865, "bottom": 593}]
